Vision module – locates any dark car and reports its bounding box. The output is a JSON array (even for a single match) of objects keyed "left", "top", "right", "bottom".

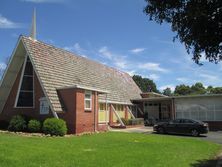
[{"left": 153, "top": 118, "right": 209, "bottom": 137}]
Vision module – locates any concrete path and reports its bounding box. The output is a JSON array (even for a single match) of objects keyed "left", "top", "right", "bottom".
[
  {"left": 110, "top": 126, "right": 153, "bottom": 133},
  {"left": 110, "top": 126, "right": 222, "bottom": 144}
]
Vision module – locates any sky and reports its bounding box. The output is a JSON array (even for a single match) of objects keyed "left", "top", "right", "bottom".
[{"left": 0, "top": 0, "right": 222, "bottom": 92}]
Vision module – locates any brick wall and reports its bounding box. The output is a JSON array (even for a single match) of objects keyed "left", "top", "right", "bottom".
[
  {"left": 0, "top": 67, "right": 53, "bottom": 122},
  {"left": 57, "top": 88, "right": 76, "bottom": 134},
  {"left": 58, "top": 89, "right": 108, "bottom": 134},
  {"left": 205, "top": 121, "right": 222, "bottom": 131}
]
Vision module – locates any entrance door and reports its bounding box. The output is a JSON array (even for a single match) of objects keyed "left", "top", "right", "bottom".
[{"left": 99, "top": 103, "right": 109, "bottom": 123}]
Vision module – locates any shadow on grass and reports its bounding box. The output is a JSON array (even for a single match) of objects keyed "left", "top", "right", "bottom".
[{"left": 190, "top": 158, "right": 219, "bottom": 167}]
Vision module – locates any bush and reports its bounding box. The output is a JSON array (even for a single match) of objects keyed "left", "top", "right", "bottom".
[
  {"left": 43, "top": 118, "right": 67, "bottom": 136},
  {"left": 0, "top": 120, "right": 9, "bottom": 130},
  {"left": 8, "top": 115, "right": 26, "bottom": 132},
  {"left": 128, "top": 118, "right": 144, "bottom": 125},
  {"left": 28, "top": 120, "right": 41, "bottom": 133}
]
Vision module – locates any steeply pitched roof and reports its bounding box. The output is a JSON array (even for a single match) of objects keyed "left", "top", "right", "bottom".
[{"left": 21, "top": 36, "right": 141, "bottom": 112}]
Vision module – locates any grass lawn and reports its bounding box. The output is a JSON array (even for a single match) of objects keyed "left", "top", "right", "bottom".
[{"left": 0, "top": 132, "right": 220, "bottom": 167}]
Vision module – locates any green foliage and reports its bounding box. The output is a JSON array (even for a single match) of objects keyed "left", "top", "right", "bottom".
[
  {"left": 174, "top": 82, "right": 222, "bottom": 96},
  {"left": 144, "top": 0, "right": 222, "bottom": 64},
  {"left": 128, "top": 118, "right": 144, "bottom": 125},
  {"left": 174, "top": 84, "right": 191, "bottom": 96},
  {"left": 28, "top": 120, "right": 41, "bottom": 133},
  {"left": 162, "top": 87, "right": 172, "bottom": 96},
  {"left": 210, "top": 87, "right": 222, "bottom": 94},
  {"left": 43, "top": 118, "right": 67, "bottom": 136},
  {"left": 190, "top": 82, "right": 206, "bottom": 95},
  {"left": 132, "top": 75, "right": 159, "bottom": 93},
  {"left": 8, "top": 115, "right": 27, "bottom": 132}
]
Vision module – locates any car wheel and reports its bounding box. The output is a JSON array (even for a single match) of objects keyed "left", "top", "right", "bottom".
[
  {"left": 191, "top": 129, "right": 199, "bottom": 137},
  {"left": 158, "top": 127, "right": 165, "bottom": 134}
]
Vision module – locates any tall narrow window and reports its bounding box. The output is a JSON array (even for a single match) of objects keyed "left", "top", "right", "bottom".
[
  {"left": 84, "top": 90, "right": 92, "bottom": 110},
  {"left": 16, "top": 56, "right": 34, "bottom": 107}
]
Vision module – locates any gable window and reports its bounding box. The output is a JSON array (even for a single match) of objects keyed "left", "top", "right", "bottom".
[
  {"left": 15, "top": 56, "right": 34, "bottom": 107},
  {"left": 84, "top": 90, "right": 92, "bottom": 110}
]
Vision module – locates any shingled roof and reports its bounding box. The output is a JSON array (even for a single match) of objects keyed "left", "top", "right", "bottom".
[{"left": 21, "top": 36, "right": 141, "bottom": 112}]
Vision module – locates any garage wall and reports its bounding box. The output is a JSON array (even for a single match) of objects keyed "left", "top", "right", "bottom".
[{"left": 175, "top": 96, "right": 222, "bottom": 121}]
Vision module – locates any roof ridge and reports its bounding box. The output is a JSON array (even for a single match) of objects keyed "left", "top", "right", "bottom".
[{"left": 21, "top": 35, "right": 131, "bottom": 77}]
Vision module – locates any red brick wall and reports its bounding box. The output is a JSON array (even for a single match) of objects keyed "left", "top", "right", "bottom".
[
  {"left": 205, "top": 121, "right": 222, "bottom": 131},
  {"left": 58, "top": 89, "right": 108, "bottom": 134},
  {"left": 57, "top": 88, "right": 76, "bottom": 134},
  {"left": 0, "top": 68, "right": 53, "bottom": 122},
  {"left": 75, "top": 90, "right": 97, "bottom": 134}
]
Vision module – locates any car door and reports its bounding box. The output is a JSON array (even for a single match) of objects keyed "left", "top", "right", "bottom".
[
  {"left": 179, "top": 119, "right": 194, "bottom": 134},
  {"left": 166, "top": 119, "right": 181, "bottom": 134}
]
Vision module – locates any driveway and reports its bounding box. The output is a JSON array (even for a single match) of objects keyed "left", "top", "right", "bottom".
[{"left": 110, "top": 126, "right": 222, "bottom": 144}]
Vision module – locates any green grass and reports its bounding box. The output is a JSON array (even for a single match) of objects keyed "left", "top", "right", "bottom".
[{"left": 0, "top": 132, "right": 220, "bottom": 167}]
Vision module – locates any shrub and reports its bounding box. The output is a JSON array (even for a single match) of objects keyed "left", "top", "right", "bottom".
[
  {"left": 0, "top": 120, "right": 9, "bottom": 130},
  {"left": 128, "top": 118, "right": 144, "bottom": 125},
  {"left": 28, "top": 120, "right": 41, "bottom": 133},
  {"left": 43, "top": 118, "right": 67, "bottom": 136},
  {"left": 8, "top": 115, "right": 26, "bottom": 132}
]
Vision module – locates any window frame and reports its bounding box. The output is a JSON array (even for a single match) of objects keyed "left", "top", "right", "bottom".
[
  {"left": 84, "top": 90, "right": 92, "bottom": 111},
  {"left": 14, "top": 55, "right": 35, "bottom": 108}
]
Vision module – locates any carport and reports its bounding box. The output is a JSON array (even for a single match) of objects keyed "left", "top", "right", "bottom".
[
  {"left": 132, "top": 93, "right": 222, "bottom": 130},
  {"left": 132, "top": 96, "right": 175, "bottom": 122}
]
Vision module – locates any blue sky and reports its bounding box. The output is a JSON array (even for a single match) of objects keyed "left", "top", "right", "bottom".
[{"left": 0, "top": 0, "right": 222, "bottom": 91}]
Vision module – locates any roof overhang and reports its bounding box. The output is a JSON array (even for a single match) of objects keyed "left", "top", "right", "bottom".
[
  {"left": 98, "top": 99, "right": 133, "bottom": 105},
  {"left": 57, "top": 85, "right": 109, "bottom": 94},
  {"left": 131, "top": 97, "right": 172, "bottom": 102},
  {"left": 0, "top": 36, "right": 26, "bottom": 113},
  {"left": 132, "top": 94, "right": 222, "bottom": 103}
]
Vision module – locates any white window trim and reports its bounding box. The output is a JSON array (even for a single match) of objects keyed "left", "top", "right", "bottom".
[
  {"left": 84, "top": 90, "right": 92, "bottom": 110},
  {"left": 14, "top": 55, "right": 35, "bottom": 108}
]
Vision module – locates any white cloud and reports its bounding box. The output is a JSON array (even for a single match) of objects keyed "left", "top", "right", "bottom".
[
  {"left": 20, "top": 0, "right": 65, "bottom": 3},
  {"left": 0, "top": 15, "right": 22, "bottom": 29},
  {"left": 130, "top": 48, "right": 145, "bottom": 54},
  {"left": 114, "top": 58, "right": 127, "bottom": 69},
  {"left": 199, "top": 74, "right": 220, "bottom": 82},
  {"left": 98, "top": 46, "right": 113, "bottom": 60},
  {"left": 159, "top": 84, "right": 175, "bottom": 91},
  {"left": 98, "top": 46, "right": 128, "bottom": 70},
  {"left": 64, "top": 43, "right": 87, "bottom": 57},
  {"left": 0, "top": 62, "right": 7, "bottom": 71},
  {"left": 138, "top": 62, "right": 169, "bottom": 72},
  {"left": 126, "top": 70, "right": 136, "bottom": 76},
  {"left": 148, "top": 74, "right": 159, "bottom": 81}
]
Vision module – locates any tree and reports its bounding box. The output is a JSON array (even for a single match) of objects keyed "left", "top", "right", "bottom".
[
  {"left": 207, "top": 85, "right": 213, "bottom": 93},
  {"left": 210, "top": 87, "right": 222, "bottom": 94},
  {"left": 144, "top": 0, "right": 222, "bottom": 64},
  {"left": 162, "top": 87, "right": 172, "bottom": 96},
  {"left": 190, "top": 82, "right": 206, "bottom": 94},
  {"left": 132, "top": 75, "right": 159, "bottom": 93},
  {"left": 174, "top": 84, "right": 191, "bottom": 95}
]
